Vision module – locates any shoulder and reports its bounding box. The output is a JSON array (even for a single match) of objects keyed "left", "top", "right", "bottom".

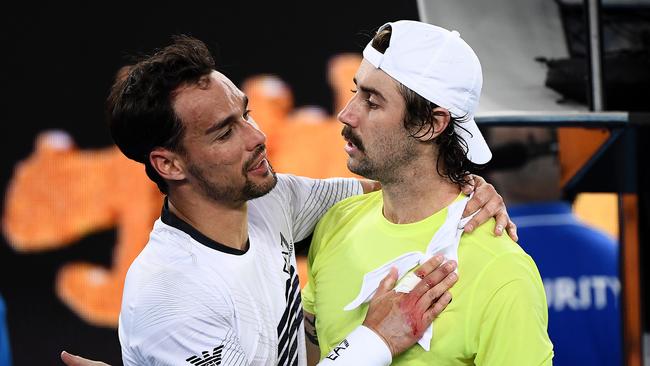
[
  {"left": 460, "top": 224, "right": 548, "bottom": 328},
  {"left": 250, "top": 173, "right": 320, "bottom": 211},
  {"left": 270, "top": 173, "right": 306, "bottom": 193},
  {"left": 309, "top": 191, "right": 379, "bottom": 259},
  {"left": 461, "top": 218, "right": 527, "bottom": 258},
  {"left": 264, "top": 173, "right": 326, "bottom": 198},
  {"left": 249, "top": 173, "right": 296, "bottom": 207},
  {"left": 122, "top": 228, "right": 234, "bottom": 329},
  {"left": 124, "top": 259, "right": 232, "bottom": 312},
  {"left": 121, "top": 265, "right": 234, "bottom": 344},
  {"left": 268, "top": 173, "right": 361, "bottom": 199},
  {"left": 317, "top": 190, "right": 380, "bottom": 227},
  {"left": 118, "top": 266, "right": 238, "bottom": 364},
  {"left": 460, "top": 219, "right": 543, "bottom": 289}
]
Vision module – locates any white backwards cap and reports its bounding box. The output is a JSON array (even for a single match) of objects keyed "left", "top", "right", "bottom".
[{"left": 363, "top": 20, "right": 492, "bottom": 164}]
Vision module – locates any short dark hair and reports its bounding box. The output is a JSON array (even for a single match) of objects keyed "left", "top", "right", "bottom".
[
  {"left": 107, "top": 35, "right": 215, "bottom": 194},
  {"left": 371, "top": 26, "right": 479, "bottom": 186}
]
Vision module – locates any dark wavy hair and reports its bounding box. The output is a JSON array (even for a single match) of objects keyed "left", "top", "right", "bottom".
[
  {"left": 106, "top": 35, "right": 215, "bottom": 194},
  {"left": 371, "top": 26, "right": 480, "bottom": 186}
]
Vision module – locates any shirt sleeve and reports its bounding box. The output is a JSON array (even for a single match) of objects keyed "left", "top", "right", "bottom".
[
  {"left": 277, "top": 174, "right": 362, "bottom": 242},
  {"left": 472, "top": 253, "right": 554, "bottom": 365}
]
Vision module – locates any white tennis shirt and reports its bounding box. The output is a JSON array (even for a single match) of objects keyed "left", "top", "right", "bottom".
[{"left": 118, "top": 174, "right": 363, "bottom": 366}]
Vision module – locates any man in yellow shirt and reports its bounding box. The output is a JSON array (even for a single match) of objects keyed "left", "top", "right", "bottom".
[{"left": 302, "top": 21, "right": 553, "bottom": 365}]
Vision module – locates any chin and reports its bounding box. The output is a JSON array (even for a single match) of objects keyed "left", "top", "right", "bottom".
[
  {"left": 347, "top": 160, "right": 374, "bottom": 180},
  {"left": 259, "top": 171, "right": 278, "bottom": 191},
  {"left": 244, "top": 171, "right": 278, "bottom": 200},
  {"left": 347, "top": 159, "right": 360, "bottom": 173}
]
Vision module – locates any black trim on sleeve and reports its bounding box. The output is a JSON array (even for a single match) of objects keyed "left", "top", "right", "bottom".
[{"left": 160, "top": 198, "right": 249, "bottom": 255}]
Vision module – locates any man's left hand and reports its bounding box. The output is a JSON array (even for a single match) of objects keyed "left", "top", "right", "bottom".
[{"left": 461, "top": 175, "right": 518, "bottom": 241}]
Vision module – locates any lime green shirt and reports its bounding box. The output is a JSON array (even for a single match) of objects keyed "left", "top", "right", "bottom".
[{"left": 302, "top": 191, "right": 553, "bottom": 365}]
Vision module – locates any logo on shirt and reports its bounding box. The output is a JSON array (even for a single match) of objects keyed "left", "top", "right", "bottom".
[
  {"left": 325, "top": 339, "right": 350, "bottom": 361},
  {"left": 185, "top": 345, "right": 223, "bottom": 365},
  {"left": 280, "top": 233, "right": 294, "bottom": 274}
]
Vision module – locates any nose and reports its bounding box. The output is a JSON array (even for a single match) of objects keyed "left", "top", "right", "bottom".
[
  {"left": 243, "top": 117, "right": 266, "bottom": 150},
  {"left": 337, "top": 97, "right": 359, "bottom": 128}
]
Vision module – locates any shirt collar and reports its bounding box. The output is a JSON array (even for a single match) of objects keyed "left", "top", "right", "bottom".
[{"left": 160, "top": 197, "right": 249, "bottom": 255}]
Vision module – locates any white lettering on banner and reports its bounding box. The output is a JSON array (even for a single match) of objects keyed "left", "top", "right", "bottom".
[{"left": 544, "top": 276, "right": 620, "bottom": 311}]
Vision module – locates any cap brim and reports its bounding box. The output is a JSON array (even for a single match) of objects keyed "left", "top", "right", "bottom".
[{"left": 455, "top": 117, "right": 492, "bottom": 165}]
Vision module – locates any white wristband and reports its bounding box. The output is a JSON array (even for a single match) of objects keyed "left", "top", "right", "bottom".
[{"left": 316, "top": 325, "right": 392, "bottom": 366}]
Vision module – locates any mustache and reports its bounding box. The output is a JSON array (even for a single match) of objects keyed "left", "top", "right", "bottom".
[
  {"left": 341, "top": 126, "right": 365, "bottom": 151},
  {"left": 244, "top": 144, "right": 267, "bottom": 171}
]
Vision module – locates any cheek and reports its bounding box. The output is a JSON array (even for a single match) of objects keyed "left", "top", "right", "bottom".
[
  {"left": 363, "top": 113, "right": 401, "bottom": 146},
  {"left": 205, "top": 143, "right": 245, "bottom": 167},
  {"left": 365, "top": 131, "right": 394, "bottom": 156},
  {"left": 217, "top": 153, "right": 241, "bottom": 167},
  {"left": 187, "top": 146, "right": 246, "bottom": 182}
]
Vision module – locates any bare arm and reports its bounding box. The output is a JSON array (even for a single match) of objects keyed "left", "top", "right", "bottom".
[{"left": 304, "top": 312, "right": 321, "bottom": 366}]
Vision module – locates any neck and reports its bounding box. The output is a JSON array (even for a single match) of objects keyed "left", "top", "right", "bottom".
[
  {"left": 167, "top": 189, "right": 249, "bottom": 251},
  {"left": 380, "top": 162, "right": 460, "bottom": 224}
]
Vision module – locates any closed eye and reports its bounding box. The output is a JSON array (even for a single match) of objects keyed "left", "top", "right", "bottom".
[
  {"left": 216, "top": 128, "right": 233, "bottom": 141},
  {"left": 350, "top": 89, "right": 378, "bottom": 109},
  {"left": 365, "top": 98, "right": 378, "bottom": 109}
]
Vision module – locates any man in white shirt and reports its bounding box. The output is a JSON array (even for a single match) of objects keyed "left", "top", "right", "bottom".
[{"left": 61, "top": 35, "right": 514, "bottom": 366}]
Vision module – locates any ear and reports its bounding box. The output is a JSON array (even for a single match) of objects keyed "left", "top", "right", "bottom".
[
  {"left": 149, "top": 147, "right": 187, "bottom": 182},
  {"left": 414, "top": 107, "right": 450, "bottom": 142}
]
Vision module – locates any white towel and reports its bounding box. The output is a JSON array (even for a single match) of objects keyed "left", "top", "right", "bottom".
[{"left": 343, "top": 195, "right": 473, "bottom": 351}]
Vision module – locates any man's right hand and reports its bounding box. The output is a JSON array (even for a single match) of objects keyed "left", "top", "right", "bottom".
[{"left": 361, "top": 255, "right": 457, "bottom": 357}]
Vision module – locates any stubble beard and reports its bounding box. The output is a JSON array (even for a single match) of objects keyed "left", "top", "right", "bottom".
[
  {"left": 188, "top": 161, "right": 278, "bottom": 204},
  {"left": 347, "top": 134, "right": 419, "bottom": 184}
]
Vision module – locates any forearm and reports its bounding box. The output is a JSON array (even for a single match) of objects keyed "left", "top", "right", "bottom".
[{"left": 304, "top": 312, "right": 321, "bottom": 366}]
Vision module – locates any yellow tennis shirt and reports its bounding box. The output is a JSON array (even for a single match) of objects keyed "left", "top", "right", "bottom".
[{"left": 302, "top": 191, "right": 553, "bottom": 365}]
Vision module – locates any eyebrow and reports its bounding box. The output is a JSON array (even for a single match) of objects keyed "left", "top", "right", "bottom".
[
  {"left": 204, "top": 95, "right": 249, "bottom": 135},
  {"left": 353, "top": 77, "right": 387, "bottom": 102}
]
